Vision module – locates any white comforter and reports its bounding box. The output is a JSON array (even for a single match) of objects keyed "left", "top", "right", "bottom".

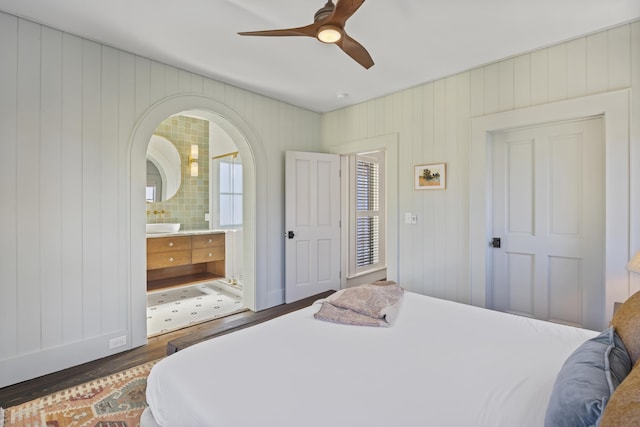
[{"left": 143, "top": 292, "right": 597, "bottom": 427}]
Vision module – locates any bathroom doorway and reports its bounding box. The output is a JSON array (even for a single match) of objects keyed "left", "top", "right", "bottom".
[{"left": 145, "top": 110, "right": 247, "bottom": 337}]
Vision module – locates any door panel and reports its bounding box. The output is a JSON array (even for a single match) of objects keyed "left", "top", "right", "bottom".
[
  {"left": 285, "top": 151, "right": 340, "bottom": 303},
  {"left": 491, "top": 117, "right": 604, "bottom": 330}
]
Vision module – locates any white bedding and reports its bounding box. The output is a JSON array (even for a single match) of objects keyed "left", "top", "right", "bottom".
[{"left": 143, "top": 292, "right": 597, "bottom": 427}]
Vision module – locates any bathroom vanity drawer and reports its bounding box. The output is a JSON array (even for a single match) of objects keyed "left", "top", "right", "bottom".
[
  {"left": 192, "top": 233, "right": 224, "bottom": 249},
  {"left": 146, "top": 232, "right": 226, "bottom": 291},
  {"left": 192, "top": 247, "right": 225, "bottom": 264},
  {"left": 147, "top": 250, "right": 192, "bottom": 270},
  {"left": 147, "top": 236, "right": 191, "bottom": 254}
]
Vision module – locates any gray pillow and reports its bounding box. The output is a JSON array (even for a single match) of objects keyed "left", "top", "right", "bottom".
[{"left": 544, "top": 327, "right": 631, "bottom": 427}]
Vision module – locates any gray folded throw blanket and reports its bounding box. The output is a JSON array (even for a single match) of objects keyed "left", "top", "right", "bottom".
[{"left": 314, "top": 281, "right": 404, "bottom": 327}]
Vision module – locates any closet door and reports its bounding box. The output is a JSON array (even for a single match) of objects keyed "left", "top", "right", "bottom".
[{"left": 491, "top": 117, "right": 604, "bottom": 330}]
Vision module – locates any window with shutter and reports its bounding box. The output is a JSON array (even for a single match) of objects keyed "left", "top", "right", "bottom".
[{"left": 349, "top": 151, "right": 385, "bottom": 277}]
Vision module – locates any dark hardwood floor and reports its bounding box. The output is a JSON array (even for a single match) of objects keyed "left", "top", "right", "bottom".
[{"left": 0, "top": 291, "right": 332, "bottom": 409}]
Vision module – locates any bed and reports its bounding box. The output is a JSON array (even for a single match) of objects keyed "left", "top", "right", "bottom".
[{"left": 142, "top": 288, "right": 637, "bottom": 427}]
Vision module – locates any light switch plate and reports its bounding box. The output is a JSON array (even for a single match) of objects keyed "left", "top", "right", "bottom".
[{"left": 405, "top": 213, "right": 417, "bottom": 224}]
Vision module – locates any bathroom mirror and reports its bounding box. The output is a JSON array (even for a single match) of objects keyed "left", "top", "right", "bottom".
[{"left": 146, "top": 135, "right": 181, "bottom": 202}]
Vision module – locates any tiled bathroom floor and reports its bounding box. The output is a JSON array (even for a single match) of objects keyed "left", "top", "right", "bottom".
[{"left": 147, "top": 281, "right": 246, "bottom": 337}]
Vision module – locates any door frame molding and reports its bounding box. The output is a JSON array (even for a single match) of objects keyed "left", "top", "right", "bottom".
[
  {"left": 329, "top": 133, "right": 399, "bottom": 286},
  {"left": 128, "top": 94, "right": 265, "bottom": 346},
  {"left": 470, "top": 89, "right": 630, "bottom": 326}
]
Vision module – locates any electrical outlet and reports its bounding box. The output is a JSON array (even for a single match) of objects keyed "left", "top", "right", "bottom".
[{"left": 109, "top": 335, "right": 127, "bottom": 349}]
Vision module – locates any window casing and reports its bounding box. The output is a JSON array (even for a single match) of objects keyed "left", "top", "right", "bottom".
[
  {"left": 213, "top": 154, "right": 243, "bottom": 228},
  {"left": 348, "top": 151, "right": 385, "bottom": 277}
]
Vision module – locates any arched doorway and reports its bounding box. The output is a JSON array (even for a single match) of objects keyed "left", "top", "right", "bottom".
[{"left": 129, "top": 95, "right": 266, "bottom": 345}]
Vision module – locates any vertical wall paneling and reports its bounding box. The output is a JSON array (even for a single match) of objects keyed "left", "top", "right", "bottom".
[
  {"left": 398, "top": 90, "right": 414, "bottom": 290},
  {"left": 61, "top": 33, "right": 84, "bottom": 343},
  {"left": 410, "top": 87, "right": 424, "bottom": 295},
  {"left": 586, "top": 32, "right": 608, "bottom": 94},
  {"left": 134, "top": 57, "right": 151, "bottom": 119},
  {"left": 40, "top": 27, "right": 64, "bottom": 349},
  {"left": 566, "top": 38, "right": 587, "bottom": 99},
  {"left": 81, "top": 39, "right": 103, "bottom": 338},
  {"left": 608, "top": 25, "right": 631, "bottom": 91},
  {"left": 445, "top": 76, "right": 459, "bottom": 301},
  {"left": 149, "top": 61, "right": 166, "bottom": 105},
  {"left": 0, "top": 13, "right": 19, "bottom": 360},
  {"left": 469, "top": 67, "right": 485, "bottom": 117},
  {"left": 483, "top": 63, "right": 500, "bottom": 114},
  {"left": 320, "top": 21, "right": 637, "bottom": 314},
  {"left": 100, "top": 46, "right": 121, "bottom": 332},
  {"left": 164, "top": 65, "right": 179, "bottom": 96},
  {"left": 432, "top": 80, "right": 447, "bottom": 298},
  {"left": 530, "top": 50, "right": 549, "bottom": 105},
  {"left": 498, "top": 59, "right": 514, "bottom": 112},
  {"left": 190, "top": 74, "right": 204, "bottom": 94},
  {"left": 456, "top": 71, "right": 471, "bottom": 304},
  {"left": 178, "top": 69, "right": 191, "bottom": 93},
  {"left": 0, "top": 10, "right": 322, "bottom": 387},
  {"left": 1, "top": 8, "right": 637, "bottom": 386},
  {"left": 419, "top": 84, "right": 435, "bottom": 296},
  {"left": 118, "top": 51, "right": 143, "bottom": 345},
  {"left": 513, "top": 54, "right": 531, "bottom": 109},
  {"left": 547, "top": 44, "right": 568, "bottom": 102},
  {"left": 16, "top": 19, "right": 42, "bottom": 354}
]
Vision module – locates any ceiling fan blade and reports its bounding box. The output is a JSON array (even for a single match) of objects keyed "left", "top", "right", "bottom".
[
  {"left": 328, "top": 0, "right": 366, "bottom": 26},
  {"left": 238, "top": 23, "right": 319, "bottom": 38},
  {"left": 336, "top": 32, "right": 374, "bottom": 69}
]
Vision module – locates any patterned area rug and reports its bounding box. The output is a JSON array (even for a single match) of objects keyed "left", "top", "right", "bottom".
[{"left": 2, "top": 360, "right": 159, "bottom": 427}]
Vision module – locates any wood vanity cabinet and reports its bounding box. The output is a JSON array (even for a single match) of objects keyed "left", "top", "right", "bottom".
[
  {"left": 147, "top": 236, "right": 192, "bottom": 270},
  {"left": 146, "top": 232, "right": 225, "bottom": 291}
]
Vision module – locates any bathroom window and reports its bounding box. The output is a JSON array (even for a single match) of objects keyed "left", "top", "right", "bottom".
[
  {"left": 145, "top": 186, "right": 156, "bottom": 202},
  {"left": 218, "top": 156, "right": 243, "bottom": 227}
]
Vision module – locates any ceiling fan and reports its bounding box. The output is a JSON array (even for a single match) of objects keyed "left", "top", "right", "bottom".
[{"left": 238, "top": 0, "right": 374, "bottom": 69}]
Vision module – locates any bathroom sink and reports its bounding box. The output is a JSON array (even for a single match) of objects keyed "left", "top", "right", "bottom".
[{"left": 146, "top": 223, "right": 181, "bottom": 234}]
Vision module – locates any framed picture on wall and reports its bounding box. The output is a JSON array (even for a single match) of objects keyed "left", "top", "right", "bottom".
[{"left": 414, "top": 163, "right": 446, "bottom": 190}]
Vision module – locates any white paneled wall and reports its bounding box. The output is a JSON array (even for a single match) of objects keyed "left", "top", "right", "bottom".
[
  {"left": 0, "top": 11, "right": 321, "bottom": 387},
  {"left": 321, "top": 21, "right": 640, "bottom": 306}
]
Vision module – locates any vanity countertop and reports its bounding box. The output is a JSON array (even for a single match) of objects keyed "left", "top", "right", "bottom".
[{"left": 146, "top": 229, "right": 226, "bottom": 238}]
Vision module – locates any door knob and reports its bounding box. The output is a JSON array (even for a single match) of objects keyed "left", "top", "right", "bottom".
[
  {"left": 287, "top": 231, "right": 295, "bottom": 239},
  {"left": 490, "top": 237, "right": 501, "bottom": 248}
]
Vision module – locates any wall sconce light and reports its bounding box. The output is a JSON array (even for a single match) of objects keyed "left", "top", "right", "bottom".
[{"left": 189, "top": 144, "right": 199, "bottom": 177}]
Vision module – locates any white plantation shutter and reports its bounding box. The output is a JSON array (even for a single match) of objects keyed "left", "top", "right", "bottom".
[{"left": 349, "top": 151, "right": 385, "bottom": 277}]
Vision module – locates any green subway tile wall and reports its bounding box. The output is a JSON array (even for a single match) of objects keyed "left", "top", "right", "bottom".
[{"left": 146, "top": 115, "right": 209, "bottom": 231}]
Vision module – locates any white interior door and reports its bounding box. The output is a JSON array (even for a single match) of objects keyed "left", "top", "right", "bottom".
[
  {"left": 285, "top": 151, "right": 341, "bottom": 303},
  {"left": 491, "top": 117, "right": 604, "bottom": 330}
]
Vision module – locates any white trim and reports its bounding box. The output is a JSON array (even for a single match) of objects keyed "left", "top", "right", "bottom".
[
  {"left": 330, "top": 133, "right": 399, "bottom": 287},
  {"left": 129, "top": 95, "right": 265, "bottom": 346},
  {"left": 470, "top": 89, "right": 630, "bottom": 327},
  {"left": 349, "top": 151, "right": 386, "bottom": 277}
]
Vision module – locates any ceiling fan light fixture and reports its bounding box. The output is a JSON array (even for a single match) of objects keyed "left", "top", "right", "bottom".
[{"left": 317, "top": 25, "right": 342, "bottom": 43}]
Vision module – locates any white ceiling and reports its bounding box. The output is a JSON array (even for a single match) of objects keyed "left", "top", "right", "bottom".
[{"left": 1, "top": 0, "right": 639, "bottom": 112}]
